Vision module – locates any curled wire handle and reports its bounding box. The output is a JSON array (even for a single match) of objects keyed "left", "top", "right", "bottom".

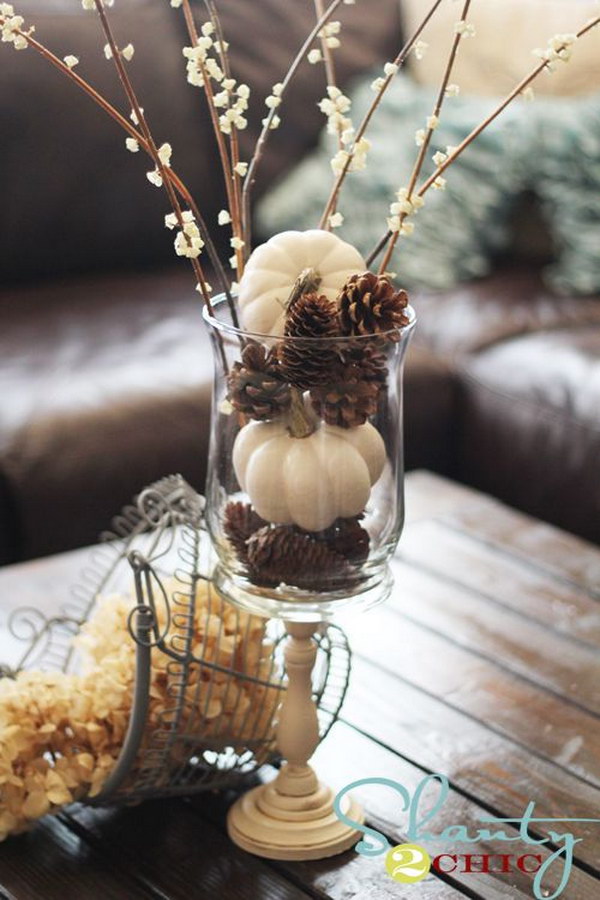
[
  {"left": 127, "top": 551, "right": 172, "bottom": 648},
  {"left": 137, "top": 477, "right": 205, "bottom": 528}
]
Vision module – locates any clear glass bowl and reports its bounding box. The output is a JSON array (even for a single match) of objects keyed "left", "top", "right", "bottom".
[{"left": 203, "top": 296, "right": 416, "bottom": 621}]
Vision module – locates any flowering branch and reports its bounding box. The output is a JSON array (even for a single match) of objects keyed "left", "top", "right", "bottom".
[
  {"left": 179, "top": 0, "right": 246, "bottom": 282},
  {"left": 241, "top": 0, "right": 344, "bottom": 250},
  {"left": 367, "top": 15, "right": 600, "bottom": 269},
  {"left": 378, "top": 0, "right": 472, "bottom": 274},
  {"left": 203, "top": 0, "right": 246, "bottom": 276},
  {"left": 0, "top": 5, "right": 234, "bottom": 314},
  {"left": 318, "top": 0, "right": 445, "bottom": 230},
  {"left": 91, "top": 0, "right": 218, "bottom": 313}
]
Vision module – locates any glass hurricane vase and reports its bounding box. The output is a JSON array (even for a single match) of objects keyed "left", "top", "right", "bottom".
[{"left": 203, "top": 296, "right": 416, "bottom": 623}]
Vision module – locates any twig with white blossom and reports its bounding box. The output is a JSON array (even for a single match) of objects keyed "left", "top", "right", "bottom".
[
  {"left": 242, "top": 0, "right": 344, "bottom": 251},
  {"left": 367, "top": 15, "right": 600, "bottom": 270},
  {"left": 318, "top": 0, "right": 445, "bottom": 231},
  {"left": 377, "top": 0, "right": 472, "bottom": 274}
]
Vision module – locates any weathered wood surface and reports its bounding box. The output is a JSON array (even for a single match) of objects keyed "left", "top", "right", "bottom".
[{"left": 0, "top": 471, "right": 599, "bottom": 899}]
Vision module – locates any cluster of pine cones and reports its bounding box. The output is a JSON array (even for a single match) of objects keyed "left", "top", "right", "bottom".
[
  {"left": 223, "top": 501, "right": 370, "bottom": 592},
  {"left": 227, "top": 271, "right": 409, "bottom": 429}
]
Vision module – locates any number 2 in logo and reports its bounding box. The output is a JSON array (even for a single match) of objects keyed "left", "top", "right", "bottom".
[{"left": 385, "top": 843, "right": 432, "bottom": 883}]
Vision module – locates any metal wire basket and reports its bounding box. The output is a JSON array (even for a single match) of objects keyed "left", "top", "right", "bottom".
[{"left": 0, "top": 476, "right": 351, "bottom": 807}]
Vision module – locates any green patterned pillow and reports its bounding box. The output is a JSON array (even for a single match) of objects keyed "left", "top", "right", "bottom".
[{"left": 257, "top": 74, "right": 600, "bottom": 295}]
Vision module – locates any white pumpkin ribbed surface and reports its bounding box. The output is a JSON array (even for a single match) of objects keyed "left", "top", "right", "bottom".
[
  {"left": 232, "top": 419, "right": 386, "bottom": 531},
  {"left": 238, "top": 229, "right": 366, "bottom": 336}
]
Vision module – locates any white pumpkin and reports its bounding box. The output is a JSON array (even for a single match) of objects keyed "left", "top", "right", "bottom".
[
  {"left": 232, "top": 419, "right": 386, "bottom": 531},
  {"left": 238, "top": 229, "right": 365, "bottom": 336}
]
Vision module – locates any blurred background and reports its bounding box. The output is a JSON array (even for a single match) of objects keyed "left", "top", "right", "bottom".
[{"left": 0, "top": 0, "right": 599, "bottom": 566}]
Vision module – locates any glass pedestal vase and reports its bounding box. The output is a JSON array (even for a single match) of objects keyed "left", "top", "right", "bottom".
[{"left": 203, "top": 296, "right": 415, "bottom": 859}]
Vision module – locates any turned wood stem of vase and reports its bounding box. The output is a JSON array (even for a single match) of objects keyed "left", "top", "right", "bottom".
[
  {"left": 274, "top": 621, "right": 321, "bottom": 796},
  {"left": 227, "top": 619, "right": 363, "bottom": 861}
]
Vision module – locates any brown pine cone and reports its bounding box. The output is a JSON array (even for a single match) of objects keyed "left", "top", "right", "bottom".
[
  {"left": 279, "top": 292, "right": 340, "bottom": 390},
  {"left": 247, "top": 525, "right": 355, "bottom": 592},
  {"left": 227, "top": 340, "right": 291, "bottom": 421},
  {"left": 223, "top": 501, "right": 266, "bottom": 564},
  {"left": 338, "top": 272, "right": 409, "bottom": 341},
  {"left": 310, "top": 345, "right": 386, "bottom": 428},
  {"left": 321, "top": 516, "right": 370, "bottom": 564}
]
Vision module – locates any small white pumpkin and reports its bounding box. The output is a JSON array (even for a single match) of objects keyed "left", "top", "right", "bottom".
[
  {"left": 232, "top": 419, "right": 386, "bottom": 531},
  {"left": 238, "top": 229, "right": 365, "bottom": 336}
]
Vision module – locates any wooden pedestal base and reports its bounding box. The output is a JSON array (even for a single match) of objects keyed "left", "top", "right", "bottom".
[{"left": 227, "top": 763, "right": 363, "bottom": 861}]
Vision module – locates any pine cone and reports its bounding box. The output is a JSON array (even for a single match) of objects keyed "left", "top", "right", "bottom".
[
  {"left": 338, "top": 272, "right": 409, "bottom": 341},
  {"left": 227, "top": 340, "right": 291, "bottom": 421},
  {"left": 247, "top": 525, "right": 355, "bottom": 592},
  {"left": 310, "top": 344, "right": 387, "bottom": 428},
  {"left": 223, "top": 501, "right": 266, "bottom": 564},
  {"left": 321, "top": 516, "right": 370, "bottom": 564},
  {"left": 279, "top": 292, "right": 340, "bottom": 390}
]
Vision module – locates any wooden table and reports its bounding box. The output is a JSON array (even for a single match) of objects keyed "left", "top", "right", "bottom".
[{"left": 0, "top": 471, "right": 599, "bottom": 900}]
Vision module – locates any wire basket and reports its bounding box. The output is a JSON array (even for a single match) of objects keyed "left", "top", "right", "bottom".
[{"left": 0, "top": 476, "right": 351, "bottom": 806}]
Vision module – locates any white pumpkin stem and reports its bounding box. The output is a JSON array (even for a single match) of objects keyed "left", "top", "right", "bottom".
[
  {"left": 286, "top": 268, "right": 322, "bottom": 314},
  {"left": 287, "top": 388, "right": 315, "bottom": 439}
]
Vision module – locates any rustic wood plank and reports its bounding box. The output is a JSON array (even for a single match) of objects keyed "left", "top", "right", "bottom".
[
  {"left": 399, "top": 520, "right": 600, "bottom": 648},
  {"left": 65, "top": 799, "right": 314, "bottom": 900},
  {"left": 404, "top": 471, "right": 600, "bottom": 591},
  {"left": 447, "top": 496, "right": 600, "bottom": 593},
  {"left": 404, "top": 471, "right": 494, "bottom": 526},
  {"left": 342, "top": 605, "right": 600, "bottom": 789},
  {"left": 342, "top": 655, "right": 600, "bottom": 872},
  {"left": 0, "top": 815, "right": 153, "bottom": 900},
  {"left": 386, "top": 558, "right": 600, "bottom": 714}
]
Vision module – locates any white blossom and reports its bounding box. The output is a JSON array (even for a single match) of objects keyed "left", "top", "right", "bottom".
[
  {"left": 237, "top": 83, "right": 250, "bottom": 99},
  {"left": 229, "top": 254, "right": 238, "bottom": 269},
  {"left": 522, "top": 86, "right": 535, "bottom": 101},
  {"left": 272, "top": 82, "right": 283, "bottom": 97},
  {"left": 445, "top": 83, "right": 460, "bottom": 97},
  {"left": 175, "top": 218, "right": 204, "bottom": 258},
  {"left": 433, "top": 176, "right": 447, "bottom": 190},
  {"left": 370, "top": 77, "right": 385, "bottom": 93},
  {"left": 432, "top": 150, "right": 447, "bottom": 166},
  {"left": 201, "top": 21, "right": 214, "bottom": 37},
  {"left": 1, "top": 10, "right": 32, "bottom": 50},
  {"left": 328, "top": 212, "right": 344, "bottom": 228},
  {"left": 125, "top": 137, "right": 139, "bottom": 152},
  {"left": 223, "top": 77, "right": 236, "bottom": 91},
  {"left": 427, "top": 114, "right": 439, "bottom": 130},
  {"left": 81, "top": 0, "right": 94, "bottom": 9},
  {"left": 170, "top": 0, "right": 183, "bottom": 7},
  {"left": 218, "top": 209, "right": 231, "bottom": 225},
  {"left": 415, "top": 129, "right": 425, "bottom": 147},
  {"left": 307, "top": 48, "right": 323, "bottom": 64},
  {"left": 413, "top": 40, "right": 428, "bottom": 60},
  {"left": 384, "top": 62, "right": 398, "bottom": 77},
  {"left": 534, "top": 32, "right": 577, "bottom": 67},
  {"left": 230, "top": 236, "right": 245, "bottom": 250},
  {"left": 103, "top": 43, "right": 113, "bottom": 60},
  {"left": 234, "top": 161, "right": 248, "bottom": 176},
  {"left": 64, "top": 55, "right": 79, "bottom": 68},
  {"left": 122, "top": 43, "right": 135, "bottom": 62},
  {"left": 261, "top": 114, "right": 280, "bottom": 130},
  {"left": 130, "top": 108, "right": 143, "bottom": 125},
  {"left": 400, "top": 221, "right": 414, "bottom": 236},
  {"left": 147, "top": 169, "right": 163, "bottom": 187},
  {"left": 265, "top": 94, "right": 281, "bottom": 109},
  {"left": 158, "top": 143, "right": 172, "bottom": 167},
  {"left": 454, "top": 21, "right": 476, "bottom": 38}
]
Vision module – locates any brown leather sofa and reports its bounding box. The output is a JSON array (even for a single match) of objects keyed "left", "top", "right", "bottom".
[{"left": 1, "top": 0, "right": 598, "bottom": 566}]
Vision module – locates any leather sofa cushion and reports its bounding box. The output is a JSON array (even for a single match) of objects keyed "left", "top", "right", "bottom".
[
  {"left": 0, "top": 268, "right": 455, "bottom": 562},
  {"left": 456, "top": 327, "right": 600, "bottom": 543},
  {"left": 0, "top": 268, "right": 213, "bottom": 560},
  {"left": 412, "top": 266, "right": 600, "bottom": 358}
]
